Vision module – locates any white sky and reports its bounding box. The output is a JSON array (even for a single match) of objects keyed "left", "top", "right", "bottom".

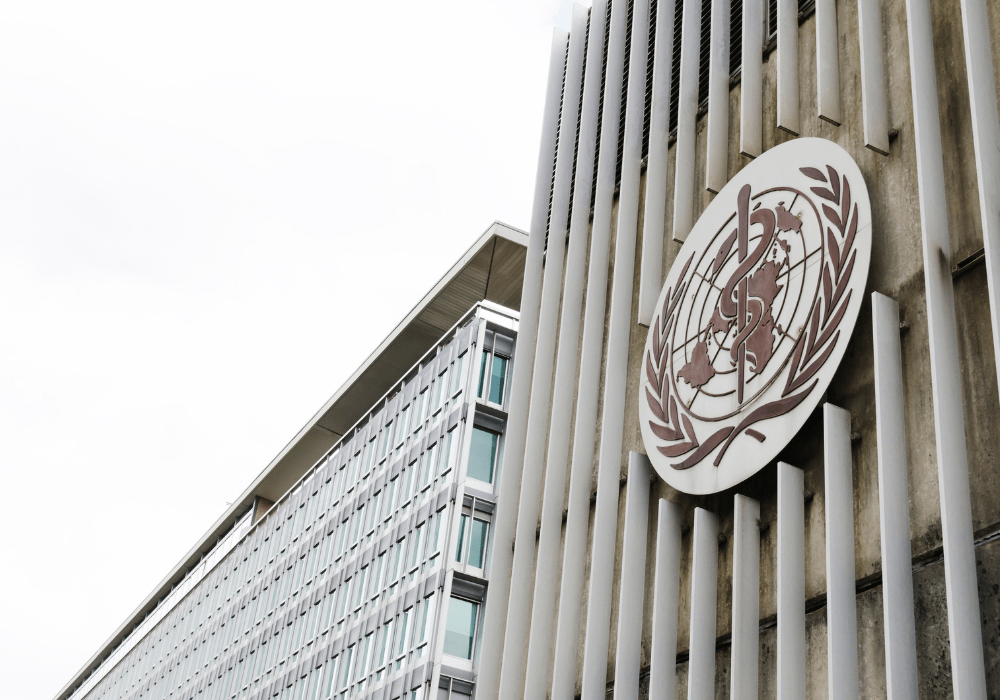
[{"left": 0, "top": 1, "right": 574, "bottom": 696}]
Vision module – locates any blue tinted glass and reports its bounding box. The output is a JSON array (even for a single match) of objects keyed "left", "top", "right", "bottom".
[
  {"left": 488, "top": 355, "right": 507, "bottom": 404},
  {"left": 468, "top": 429, "right": 498, "bottom": 483}
]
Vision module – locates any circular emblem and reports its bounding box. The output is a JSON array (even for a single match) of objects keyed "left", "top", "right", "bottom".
[{"left": 640, "top": 138, "right": 871, "bottom": 494}]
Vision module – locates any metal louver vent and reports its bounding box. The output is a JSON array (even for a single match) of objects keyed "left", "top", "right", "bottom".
[
  {"left": 697, "top": 0, "right": 712, "bottom": 106},
  {"left": 590, "top": 1, "right": 614, "bottom": 212},
  {"left": 615, "top": 0, "right": 636, "bottom": 189},
  {"left": 642, "top": 0, "right": 659, "bottom": 159},
  {"left": 566, "top": 10, "right": 591, "bottom": 234},
  {"left": 543, "top": 41, "right": 571, "bottom": 257},
  {"left": 730, "top": 0, "right": 743, "bottom": 76},
  {"left": 668, "top": 0, "right": 684, "bottom": 132}
]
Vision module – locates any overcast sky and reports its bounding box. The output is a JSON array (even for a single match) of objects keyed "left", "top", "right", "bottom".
[{"left": 0, "top": 1, "right": 573, "bottom": 696}]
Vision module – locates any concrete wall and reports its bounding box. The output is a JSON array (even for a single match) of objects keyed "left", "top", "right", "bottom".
[{"left": 545, "top": 0, "right": 1000, "bottom": 696}]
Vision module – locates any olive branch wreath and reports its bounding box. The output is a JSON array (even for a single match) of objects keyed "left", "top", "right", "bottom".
[{"left": 644, "top": 164, "right": 860, "bottom": 471}]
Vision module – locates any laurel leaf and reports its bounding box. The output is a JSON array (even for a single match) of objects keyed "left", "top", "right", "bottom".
[
  {"left": 841, "top": 178, "right": 851, "bottom": 233},
  {"left": 650, "top": 419, "right": 683, "bottom": 442},
  {"left": 828, "top": 227, "right": 840, "bottom": 275},
  {"left": 651, "top": 316, "right": 661, "bottom": 360},
  {"left": 823, "top": 204, "right": 843, "bottom": 232},
  {"left": 822, "top": 265, "right": 833, "bottom": 323},
  {"left": 646, "top": 388, "right": 668, "bottom": 423},
  {"left": 843, "top": 205, "right": 858, "bottom": 260},
  {"left": 674, "top": 427, "right": 734, "bottom": 470},
  {"left": 658, "top": 441, "right": 698, "bottom": 458},
  {"left": 783, "top": 334, "right": 808, "bottom": 396},
  {"left": 831, "top": 254, "right": 856, "bottom": 310},
  {"left": 828, "top": 166, "right": 841, "bottom": 199},
  {"left": 787, "top": 334, "right": 839, "bottom": 394},
  {"left": 800, "top": 167, "right": 827, "bottom": 182},
  {"left": 670, "top": 396, "right": 680, "bottom": 433},
  {"left": 645, "top": 352, "right": 660, "bottom": 395},
  {"left": 808, "top": 290, "right": 852, "bottom": 363},
  {"left": 681, "top": 414, "right": 700, "bottom": 448},
  {"left": 811, "top": 186, "right": 837, "bottom": 203}
]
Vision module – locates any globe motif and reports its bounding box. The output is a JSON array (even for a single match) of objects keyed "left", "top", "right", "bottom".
[{"left": 668, "top": 185, "right": 825, "bottom": 423}]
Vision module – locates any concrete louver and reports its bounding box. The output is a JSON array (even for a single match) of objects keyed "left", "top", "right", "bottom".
[
  {"left": 904, "top": 0, "right": 988, "bottom": 696},
  {"left": 520, "top": 1, "right": 607, "bottom": 697},
  {"left": 495, "top": 4, "right": 589, "bottom": 698},
  {"left": 473, "top": 27, "right": 568, "bottom": 700}
]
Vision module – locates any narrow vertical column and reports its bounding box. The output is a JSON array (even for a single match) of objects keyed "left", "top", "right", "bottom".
[
  {"left": 777, "top": 461, "right": 805, "bottom": 700},
  {"left": 687, "top": 508, "right": 720, "bottom": 700},
  {"left": 672, "top": 0, "right": 703, "bottom": 240},
  {"left": 776, "top": 0, "right": 799, "bottom": 134},
  {"left": 730, "top": 494, "right": 760, "bottom": 700},
  {"left": 871, "top": 292, "right": 919, "bottom": 700},
  {"left": 494, "top": 8, "right": 589, "bottom": 699},
  {"left": 740, "top": 0, "right": 764, "bottom": 157},
  {"left": 705, "top": 0, "right": 731, "bottom": 193},
  {"left": 473, "top": 29, "right": 569, "bottom": 700},
  {"left": 548, "top": 0, "right": 630, "bottom": 694},
  {"left": 638, "top": 0, "right": 677, "bottom": 325},
  {"left": 815, "top": 0, "right": 842, "bottom": 125},
  {"left": 904, "top": 1, "right": 988, "bottom": 697},
  {"left": 580, "top": 0, "right": 651, "bottom": 695},
  {"left": 522, "top": 2, "right": 607, "bottom": 696},
  {"left": 959, "top": 0, "right": 1000, "bottom": 414},
  {"left": 649, "top": 499, "right": 683, "bottom": 700},
  {"left": 613, "top": 453, "right": 653, "bottom": 699},
  {"left": 824, "top": 404, "right": 859, "bottom": 700},
  {"left": 857, "top": 0, "right": 889, "bottom": 154}
]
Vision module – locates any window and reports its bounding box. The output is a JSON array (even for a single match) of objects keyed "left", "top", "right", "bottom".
[
  {"left": 415, "top": 594, "right": 436, "bottom": 655},
  {"left": 487, "top": 354, "right": 508, "bottom": 404},
  {"left": 395, "top": 607, "right": 412, "bottom": 666},
  {"left": 374, "top": 620, "right": 393, "bottom": 679},
  {"left": 408, "top": 524, "right": 424, "bottom": 571},
  {"left": 455, "top": 515, "right": 468, "bottom": 562},
  {"left": 372, "top": 551, "right": 386, "bottom": 599},
  {"left": 443, "top": 598, "right": 479, "bottom": 660},
  {"left": 468, "top": 428, "right": 499, "bottom": 484},
  {"left": 468, "top": 519, "right": 489, "bottom": 568}
]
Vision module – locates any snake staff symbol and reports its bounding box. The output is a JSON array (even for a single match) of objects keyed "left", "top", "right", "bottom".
[{"left": 645, "top": 164, "right": 860, "bottom": 471}]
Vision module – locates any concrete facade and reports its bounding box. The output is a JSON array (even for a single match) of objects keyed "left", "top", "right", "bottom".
[{"left": 490, "top": 0, "right": 1000, "bottom": 697}]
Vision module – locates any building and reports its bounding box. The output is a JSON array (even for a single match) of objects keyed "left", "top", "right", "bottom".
[
  {"left": 471, "top": 0, "right": 1000, "bottom": 698},
  {"left": 61, "top": 0, "right": 1000, "bottom": 698},
  {"left": 53, "top": 223, "right": 527, "bottom": 700}
]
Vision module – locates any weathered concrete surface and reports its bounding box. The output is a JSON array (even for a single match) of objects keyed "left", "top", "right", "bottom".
[{"left": 548, "top": 0, "right": 1000, "bottom": 695}]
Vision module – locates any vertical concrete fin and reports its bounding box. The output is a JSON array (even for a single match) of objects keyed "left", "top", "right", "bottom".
[
  {"left": 687, "top": 507, "right": 720, "bottom": 700},
  {"left": 638, "top": 0, "right": 677, "bottom": 325},
  {"left": 777, "top": 461, "right": 805, "bottom": 700},
  {"left": 871, "top": 292, "right": 919, "bottom": 700},
  {"left": 549, "top": 0, "right": 630, "bottom": 694},
  {"left": 824, "top": 404, "right": 859, "bottom": 700},
  {"left": 705, "top": 0, "right": 731, "bottom": 193},
  {"left": 958, "top": 0, "right": 1000, "bottom": 425},
  {"left": 857, "top": 0, "right": 889, "bottom": 154},
  {"left": 649, "top": 499, "right": 683, "bottom": 700},
  {"left": 496, "top": 7, "right": 589, "bottom": 698},
  {"left": 580, "top": 0, "right": 651, "bottom": 695},
  {"left": 904, "top": 0, "right": 988, "bottom": 697},
  {"left": 776, "top": 0, "right": 800, "bottom": 134},
  {"left": 730, "top": 494, "right": 760, "bottom": 700},
  {"left": 815, "top": 0, "right": 842, "bottom": 125},
  {"left": 672, "top": 0, "right": 702, "bottom": 240},
  {"left": 740, "top": 0, "right": 763, "bottom": 157},
  {"left": 522, "top": 2, "right": 607, "bottom": 697},
  {"left": 473, "top": 28, "right": 569, "bottom": 700},
  {"left": 613, "top": 453, "right": 652, "bottom": 699}
]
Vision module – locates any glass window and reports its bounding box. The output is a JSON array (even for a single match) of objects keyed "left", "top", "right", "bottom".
[
  {"left": 468, "top": 519, "right": 489, "bottom": 568},
  {"left": 444, "top": 598, "right": 479, "bottom": 660},
  {"left": 374, "top": 620, "right": 393, "bottom": 677},
  {"left": 340, "top": 645, "right": 354, "bottom": 689},
  {"left": 395, "top": 608, "right": 411, "bottom": 659},
  {"left": 468, "top": 428, "right": 499, "bottom": 484},
  {"left": 417, "top": 594, "right": 435, "bottom": 647},
  {"left": 488, "top": 355, "right": 508, "bottom": 404},
  {"left": 408, "top": 524, "right": 424, "bottom": 570}
]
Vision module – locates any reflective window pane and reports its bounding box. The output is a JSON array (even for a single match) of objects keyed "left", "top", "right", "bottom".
[
  {"left": 468, "top": 519, "right": 488, "bottom": 568},
  {"left": 488, "top": 355, "right": 508, "bottom": 404},
  {"left": 467, "top": 428, "right": 498, "bottom": 484},
  {"left": 443, "top": 598, "right": 479, "bottom": 660}
]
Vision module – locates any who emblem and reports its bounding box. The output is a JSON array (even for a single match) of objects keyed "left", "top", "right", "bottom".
[{"left": 639, "top": 138, "right": 871, "bottom": 494}]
